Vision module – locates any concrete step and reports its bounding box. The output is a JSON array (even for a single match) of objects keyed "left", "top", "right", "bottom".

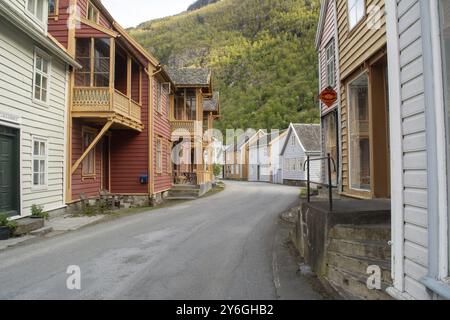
[
  {"left": 326, "top": 266, "right": 393, "bottom": 300},
  {"left": 328, "top": 238, "right": 391, "bottom": 260},
  {"left": 171, "top": 185, "right": 200, "bottom": 190},
  {"left": 166, "top": 196, "right": 198, "bottom": 201},
  {"left": 329, "top": 224, "right": 391, "bottom": 242},
  {"left": 327, "top": 252, "right": 391, "bottom": 284},
  {"left": 13, "top": 217, "right": 45, "bottom": 236},
  {"left": 29, "top": 226, "right": 53, "bottom": 236}
]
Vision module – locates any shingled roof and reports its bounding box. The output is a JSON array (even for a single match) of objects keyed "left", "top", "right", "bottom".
[
  {"left": 166, "top": 67, "right": 211, "bottom": 86},
  {"left": 203, "top": 92, "right": 220, "bottom": 112},
  {"left": 292, "top": 124, "right": 321, "bottom": 152}
]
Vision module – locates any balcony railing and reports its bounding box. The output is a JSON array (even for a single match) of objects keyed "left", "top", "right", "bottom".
[
  {"left": 170, "top": 120, "right": 197, "bottom": 135},
  {"left": 72, "top": 87, "right": 142, "bottom": 126}
]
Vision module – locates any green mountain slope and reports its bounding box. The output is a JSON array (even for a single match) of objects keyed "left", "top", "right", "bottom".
[
  {"left": 188, "top": 0, "right": 221, "bottom": 11},
  {"left": 129, "top": 0, "right": 320, "bottom": 131}
]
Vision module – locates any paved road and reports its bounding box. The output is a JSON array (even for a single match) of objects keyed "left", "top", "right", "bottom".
[{"left": 0, "top": 181, "right": 323, "bottom": 300}]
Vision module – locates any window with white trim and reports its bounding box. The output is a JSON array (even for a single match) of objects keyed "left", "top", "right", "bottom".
[
  {"left": 27, "top": 0, "right": 47, "bottom": 23},
  {"left": 326, "top": 40, "right": 336, "bottom": 87},
  {"left": 32, "top": 138, "right": 47, "bottom": 187},
  {"left": 33, "top": 50, "right": 50, "bottom": 103},
  {"left": 348, "top": 0, "right": 365, "bottom": 30}
]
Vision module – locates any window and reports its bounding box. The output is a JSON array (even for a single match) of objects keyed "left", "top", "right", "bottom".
[
  {"left": 87, "top": 2, "right": 99, "bottom": 23},
  {"left": 75, "top": 38, "right": 110, "bottom": 87},
  {"left": 348, "top": 0, "right": 365, "bottom": 30},
  {"left": 167, "top": 141, "right": 172, "bottom": 173},
  {"left": 157, "top": 82, "right": 162, "bottom": 113},
  {"left": 326, "top": 40, "right": 336, "bottom": 87},
  {"left": 27, "top": 0, "right": 46, "bottom": 23},
  {"left": 33, "top": 50, "right": 50, "bottom": 104},
  {"left": 348, "top": 73, "right": 370, "bottom": 190},
  {"left": 186, "top": 90, "right": 197, "bottom": 120},
  {"left": 82, "top": 128, "right": 96, "bottom": 177},
  {"left": 48, "top": 0, "right": 58, "bottom": 17},
  {"left": 156, "top": 138, "right": 162, "bottom": 174},
  {"left": 32, "top": 138, "right": 47, "bottom": 187}
]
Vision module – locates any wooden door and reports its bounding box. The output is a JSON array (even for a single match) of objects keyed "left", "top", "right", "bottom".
[{"left": 0, "top": 126, "right": 19, "bottom": 217}]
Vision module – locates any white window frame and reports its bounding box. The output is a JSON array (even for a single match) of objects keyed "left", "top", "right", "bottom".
[
  {"left": 326, "top": 39, "right": 336, "bottom": 87},
  {"left": 26, "top": 0, "right": 48, "bottom": 28},
  {"left": 33, "top": 48, "right": 52, "bottom": 107},
  {"left": 32, "top": 136, "right": 48, "bottom": 190},
  {"left": 347, "top": 0, "right": 366, "bottom": 31}
]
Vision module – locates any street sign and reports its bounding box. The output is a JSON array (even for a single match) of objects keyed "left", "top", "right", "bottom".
[{"left": 319, "top": 87, "right": 337, "bottom": 108}]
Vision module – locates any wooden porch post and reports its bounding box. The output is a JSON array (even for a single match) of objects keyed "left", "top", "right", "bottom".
[
  {"left": 127, "top": 56, "right": 132, "bottom": 115},
  {"left": 109, "top": 38, "right": 115, "bottom": 110}
]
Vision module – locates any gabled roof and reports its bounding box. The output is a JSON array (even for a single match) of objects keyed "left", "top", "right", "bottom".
[
  {"left": 166, "top": 67, "right": 211, "bottom": 87},
  {"left": 225, "top": 129, "right": 264, "bottom": 152},
  {"left": 281, "top": 123, "right": 321, "bottom": 155},
  {"left": 203, "top": 91, "right": 220, "bottom": 112},
  {"left": 253, "top": 130, "right": 286, "bottom": 147}
]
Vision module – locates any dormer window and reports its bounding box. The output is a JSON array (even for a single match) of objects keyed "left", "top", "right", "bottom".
[
  {"left": 27, "top": 0, "right": 46, "bottom": 23},
  {"left": 87, "top": 2, "right": 99, "bottom": 23}
]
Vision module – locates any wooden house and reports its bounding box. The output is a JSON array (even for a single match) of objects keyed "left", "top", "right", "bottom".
[
  {"left": 0, "top": 0, "right": 79, "bottom": 218},
  {"left": 336, "top": 0, "right": 389, "bottom": 199},
  {"left": 269, "top": 130, "right": 288, "bottom": 184},
  {"left": 167, "top": 68, "right": 219, "bottom": 195},
  {"left": 280, "top": 124, "right": 321, "bottom": 185},
  {"left": 385, "top": 0, "right": 450, "bottom": 300},
  {"left": 47, "top": 0, "right": 175, "bottom": 205},
  {"left": 316, "top": 0, "right": 340, "bottom": 187}
]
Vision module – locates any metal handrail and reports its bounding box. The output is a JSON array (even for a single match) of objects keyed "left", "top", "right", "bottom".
[{"left": 302, "top": 154, "right": 337, "bottom": 211}]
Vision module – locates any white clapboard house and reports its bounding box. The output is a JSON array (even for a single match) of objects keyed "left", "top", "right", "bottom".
[
  {"left": 280, "top": 123, "right": 321, "bottom": 186},
  {"left": 0, "top": 0, "right": 79, "bottom": 218}
]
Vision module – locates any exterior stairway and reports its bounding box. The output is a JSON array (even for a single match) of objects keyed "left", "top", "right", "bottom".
[
  {"left": 167, "top": 185, "right": 200, "bottom": 200},
  {"left": 325, "top": 224, "right": 393, "bottom": 300}
]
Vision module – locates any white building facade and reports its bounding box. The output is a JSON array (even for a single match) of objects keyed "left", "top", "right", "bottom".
[
  {"left": 0, "top": 0, "right": 79, "bottom": 218},
  {"left": 386, "top": 0, "right": 450, "bottom": 300}
]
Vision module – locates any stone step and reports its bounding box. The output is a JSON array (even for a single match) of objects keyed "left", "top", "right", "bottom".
[
  {"left": 13, "top": 217, "right": 45, "bottom": 236},
  {"left": 328, "top": 238, "right": 391, "bottom": 260},
  {"left": 29, "top": 226, "right": 53, "bottom": 237},
  {"left": 171, "top": 185, "right": 200, "bottom": 190},
  {"left": 327, "top": 252, "right": 392, "bottom": 284},
  {"left": 326, "top": 266, "right": 393, "bottom": 300},
  {"left": 329, "top": 224, "right": 391, "bottom": 242}
]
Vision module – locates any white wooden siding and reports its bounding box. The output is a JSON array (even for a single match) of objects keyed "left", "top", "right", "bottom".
[
  {"left": 393, "top": 0, "right": 431, "bottom": 300},
  {"left": 0, "top": 18, "right": 68, "bottom": 216}
]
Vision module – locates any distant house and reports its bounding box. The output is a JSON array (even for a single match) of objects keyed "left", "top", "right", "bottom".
[
  {"left": 280, "top": 124, "right": 321, "bottom": 185},
  {"left": 0, "top": 0, "right": 79, "bottom": 218},
  {"left": 269, "top": 130, "right": 288, "bottom": 184}
]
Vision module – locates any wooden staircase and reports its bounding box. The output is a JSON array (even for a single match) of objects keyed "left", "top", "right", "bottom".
[
  {"left": 167, "top": 185, "right": 200, "bottom": 200},
  {"left": 325, "top": 224, "right": 393, "bottom": 300}
]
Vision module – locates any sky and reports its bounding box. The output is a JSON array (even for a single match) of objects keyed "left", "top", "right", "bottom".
[{"left": 102, "top": 0, "right": 194, "bottom": 28}]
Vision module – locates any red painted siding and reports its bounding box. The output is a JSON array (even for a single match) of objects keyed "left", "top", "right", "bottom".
[
  {"left": 47, "top": 0, "right": 70, "bottom": 48},
  {"left": 110, "top": 76, "right": 149, "bottom": 194},
  {"left": 71, "top": 119, "right": 102, "bottom": 200},
  {"left": 153, "top": 77, "right": 172, "bottom": 193},
  {"left": 75, "top": 23, "right": 111, "bottom": 38}
]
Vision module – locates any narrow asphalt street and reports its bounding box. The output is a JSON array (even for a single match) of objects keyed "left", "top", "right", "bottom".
[{"left": 0, "top": 181, "right": 324, "bottom": 300}]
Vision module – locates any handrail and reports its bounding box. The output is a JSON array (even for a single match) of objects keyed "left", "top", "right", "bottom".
[{"left": 302, "top": 154, "right": 337, "bottom": 211}]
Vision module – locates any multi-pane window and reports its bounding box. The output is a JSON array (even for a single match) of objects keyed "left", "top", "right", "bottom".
[
  {"left": 156, "top": 138, "right": 162, "bottom": 174},
  {"left": 348, "top": 73, "right": 370, "bottom": 191},
  {"left": 348, "top": 0, "right": 365, "bottom": 30},
  {"left": 75, "top": 38, "right": 110, "bottom": 87},
  {"left": 82, "top": 129, "right": 96, "bottom": 176},
  {"left": 157, "top": 82, "right": 162, "bottom": 113},
  {"left": 326, "top": 40, "right": 336, "bottom": 87},
  {"left": 32, "top": 138, "right": 47, "bottom": 187},
  {"left": 87, "top": 2, "right": 99, "bottom": 23},
  {"left": 48, "top": 0, "right": 58, "bottom": 16},
  {"left": 34, "top": 51, "right": 50, "bottom": 103},
  {"left": 27, "top": 0, "right": 46, "bottom": 22}
]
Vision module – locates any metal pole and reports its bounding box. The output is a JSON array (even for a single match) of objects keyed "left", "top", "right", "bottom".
[
  {"left": 328, "top": 153, "right": 333, "bottom": 211},
  {"left": 307, "top": 155, "right": 310, "bottom": 203}
]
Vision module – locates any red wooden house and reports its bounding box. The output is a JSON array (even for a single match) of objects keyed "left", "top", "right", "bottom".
[{"left": 48, "top": 0, "right": 174, "bottom": 205}]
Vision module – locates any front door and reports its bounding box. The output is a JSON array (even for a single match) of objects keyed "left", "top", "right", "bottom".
[{"left": 0, "top": 126, "right": 19, "bottom": 217}]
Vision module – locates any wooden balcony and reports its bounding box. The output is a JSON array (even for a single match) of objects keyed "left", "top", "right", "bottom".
[
  {"left": 72, "top": 87, "right": 143, "bottom": 131},
  {"left": 170, "top": 120, "right": 202, "bottom": 137}
]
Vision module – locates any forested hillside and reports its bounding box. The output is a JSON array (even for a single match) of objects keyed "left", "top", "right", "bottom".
[
  {"left": 129, "top": 0, "right": 320, "bottom": 131},
  {"left": 188, "top": 0, "right": 221, "bottom": 11}
]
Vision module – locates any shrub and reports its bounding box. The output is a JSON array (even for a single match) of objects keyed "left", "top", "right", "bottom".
[
  {"left": 213, "top": 164, "right": 222, "bottom": 177},
  {"left": 31, "top": 204, "right": 49, "bottom": 220},
  {"left": 0, "top": 213, "right": 17, "bottom": 230}
]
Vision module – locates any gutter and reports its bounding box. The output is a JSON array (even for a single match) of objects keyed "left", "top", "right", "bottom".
[
  {"left": 0, "top": 1, "right": 81, "bottom": 69},
  {"left": 420, "top": 277, "right": 450, "bottom": 300}
]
